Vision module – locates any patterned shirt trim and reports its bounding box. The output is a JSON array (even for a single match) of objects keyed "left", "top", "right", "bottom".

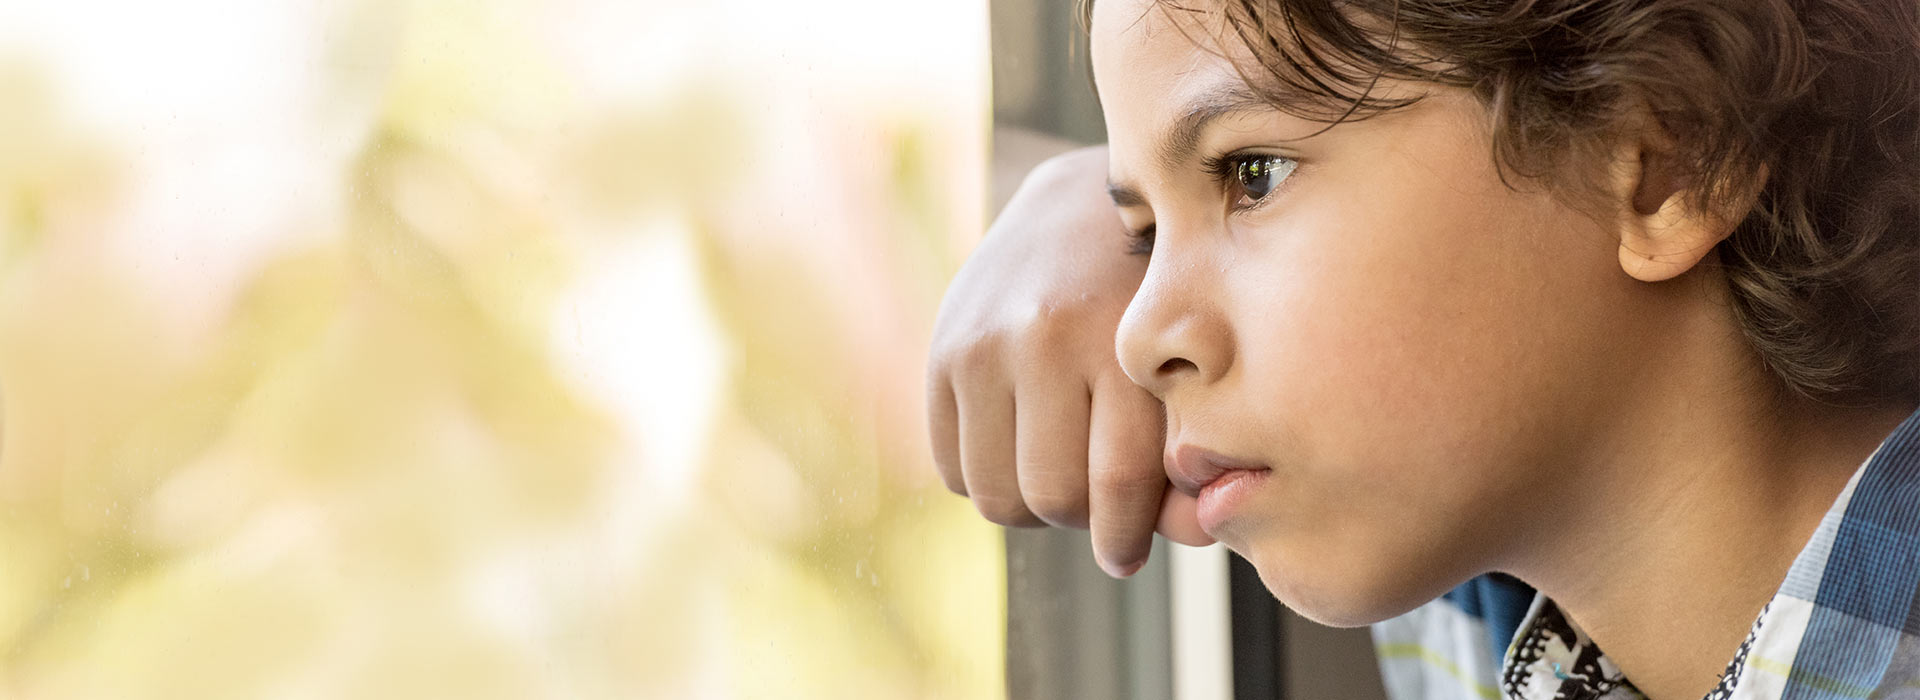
[
  {"left": 1373, "top": 406, "right": 1920, "bottom": 700},
  {"left": 1496, "top": 407, "right": 1920, "bottom": 700},
  {"left": 1501, "top": 598, "right": 1644, "bottom": 700}
]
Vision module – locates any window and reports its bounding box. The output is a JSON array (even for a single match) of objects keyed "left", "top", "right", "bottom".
[{"left": 0, "top": 1, "right": 999, "bottom": 697}]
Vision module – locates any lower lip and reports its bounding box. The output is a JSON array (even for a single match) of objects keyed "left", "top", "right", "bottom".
[{"left": 1195, "top": 469, "right": 1271, "bottom": 533}]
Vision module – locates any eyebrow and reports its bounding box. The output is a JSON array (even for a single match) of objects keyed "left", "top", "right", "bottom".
[{"left": 1108, "top": 83, "right": 1275, "bottom": 208}]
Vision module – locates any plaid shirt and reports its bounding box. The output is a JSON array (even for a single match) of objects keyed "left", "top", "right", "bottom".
[{"left": 1372, "top": 406, "right": 1920, "bottom": 700}]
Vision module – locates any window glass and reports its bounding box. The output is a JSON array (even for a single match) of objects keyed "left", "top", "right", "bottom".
[{"left": 0, "top": 1, "right": 998, "bottom": 697}]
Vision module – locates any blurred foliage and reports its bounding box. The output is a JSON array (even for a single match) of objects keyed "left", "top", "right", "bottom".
[{"left": 0, "top": 1, "right": 999, "bottom": 698}]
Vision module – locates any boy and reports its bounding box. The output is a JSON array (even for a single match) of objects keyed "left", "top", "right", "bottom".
[{"left": 927, "top": 0, "right": 1920, "bottom": 698}]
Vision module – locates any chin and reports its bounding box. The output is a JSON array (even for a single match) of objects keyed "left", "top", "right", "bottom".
[{"left": 1235, "top": 545, "right": 1452, "bottom": 629}]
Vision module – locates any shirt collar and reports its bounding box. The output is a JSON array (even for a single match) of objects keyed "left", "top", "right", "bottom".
[
  {"left": 1500, "top": 596, "right": 1646, "bottom": 700},
  {"left": 1497, "top": 405, "right": 1920, "bottom": 700}
]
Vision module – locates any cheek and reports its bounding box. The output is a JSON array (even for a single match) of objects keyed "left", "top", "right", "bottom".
[
  {"left": 1199, "top": 97, "right": 1640, "bottom": 622},
  {"left": 1214, "top": 160, "right": 1630, "bottom": 591},
  {"left": 1230, "top": 164, "right": 1622, "bottom": 461}
]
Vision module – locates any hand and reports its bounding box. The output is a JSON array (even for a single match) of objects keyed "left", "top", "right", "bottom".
[{"left": 927, "top": 145, "right": 1212, "bottom": 579}]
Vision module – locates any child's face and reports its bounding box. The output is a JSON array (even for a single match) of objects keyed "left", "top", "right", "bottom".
[{"left": 1093, "top": 0, "right": 1670, "bottom": 625}]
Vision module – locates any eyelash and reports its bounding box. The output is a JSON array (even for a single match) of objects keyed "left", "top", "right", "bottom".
[
  {"left": 1124, "top": 152, "right": 1297, "bottom": 256},
  {"left": 1125, "top": 222, "right": 1157, "bottom": 256}
]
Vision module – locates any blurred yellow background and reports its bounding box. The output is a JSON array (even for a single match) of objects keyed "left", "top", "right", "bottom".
[{"left": 0, "top": 0, "right": 1001, "bottom": 697}]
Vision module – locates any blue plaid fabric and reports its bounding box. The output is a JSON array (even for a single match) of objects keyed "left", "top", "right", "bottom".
[{"left": 1373, "top": 406, "right": 1920, "bottom": 700}]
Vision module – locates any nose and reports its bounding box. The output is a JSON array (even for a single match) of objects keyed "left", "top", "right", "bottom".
[{"left": 1114, "top": 252, "right": 1234, "bottom": 398}]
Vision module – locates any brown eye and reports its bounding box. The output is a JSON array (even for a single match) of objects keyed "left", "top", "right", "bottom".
[{"left": 1233, "top": 155, "right": 1296, "bottom": 205}]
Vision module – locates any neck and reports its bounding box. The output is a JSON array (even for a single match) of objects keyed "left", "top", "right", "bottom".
[{"left": 1501, "top": 276, "right": 1917, "bottom": 700}]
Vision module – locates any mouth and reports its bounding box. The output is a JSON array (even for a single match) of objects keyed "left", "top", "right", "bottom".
[
  {"left": 1167, "top": 444, "right": 1274, "bottom": 534},
  {"left": 1166, "top": 444, "right": 1272, "bottom": 498}
]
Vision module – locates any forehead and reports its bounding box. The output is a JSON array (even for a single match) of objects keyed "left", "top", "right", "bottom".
[
  {"left": 1089, "top": 0, "right": 1224, "bottom": 81},
  {"left": 1090, "top": 0, "right": 1252, "bottom": 174}
]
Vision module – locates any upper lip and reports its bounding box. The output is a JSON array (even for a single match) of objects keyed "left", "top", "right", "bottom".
[{"left": 1166, "top": 444, "right": 1271, "bottom": 498}]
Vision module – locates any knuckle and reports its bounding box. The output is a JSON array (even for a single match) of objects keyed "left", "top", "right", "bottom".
[
  {"left": 1018, "top": 460, "right": 1091, "bottom": 527},
  {"left": 972, "top": 492, "right": 1041, "bottom": 527},
  {"left": 951, "top": 337, "right": 1004, "bottom": 378},
  {"left": 1024, "top": 486, "right": 1091, "bottom": 528},
  {"left": 950, "top": 305, "right": 1082, "bottom": 381},
  {"left": 1089, "top": 456, "right": 1157, "bottom": 495},
  {"left": 1010, "top": 302, "right": 1067, "bottom": 344}
]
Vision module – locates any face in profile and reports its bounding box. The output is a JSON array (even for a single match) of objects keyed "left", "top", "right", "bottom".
[{"left": 1091, "top": 0, "right": 1683, "bottom": 625}]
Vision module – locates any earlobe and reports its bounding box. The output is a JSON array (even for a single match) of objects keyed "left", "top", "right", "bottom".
[
  {"left": 1616, "top": 201, "right": 1727, "bottom": 283},
  {"left": 1609, "top": 127, "right": 1758, "bottom": 284}
]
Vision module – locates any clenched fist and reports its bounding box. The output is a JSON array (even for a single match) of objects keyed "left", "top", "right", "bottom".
[{"left": 927, "top": 146, "right": 1211, "bottom": 579}]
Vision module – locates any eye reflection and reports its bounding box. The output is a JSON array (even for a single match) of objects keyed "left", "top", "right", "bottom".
[{"left": 1233, "top": 155, "right": 1296, "bottom": 205}]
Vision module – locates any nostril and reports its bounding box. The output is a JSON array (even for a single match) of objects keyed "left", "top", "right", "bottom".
[{"left": 1157, "top": 357, "right": 1197, "bottom": 375}]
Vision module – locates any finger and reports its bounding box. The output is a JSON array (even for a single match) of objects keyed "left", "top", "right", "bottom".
[
  {"left": 927, "top": 371, "right": 966, "bottom": 495},
  {"left": 1087, "top": 376, "right": 1170, "bottom": 577},
  {"left": 1014, "top": 372, "right": 1092, "bottom": 528},
  {"left": 957, "top": 367, "right": 1045, "bottom": 527},
  {"left": 1156, "top": 489, "right": 1215, "bottom": 546}
]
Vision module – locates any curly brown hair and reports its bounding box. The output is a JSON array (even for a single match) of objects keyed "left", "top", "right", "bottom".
[{"left": 1087, "top": 0, "right": 1920, "bottom": 405}]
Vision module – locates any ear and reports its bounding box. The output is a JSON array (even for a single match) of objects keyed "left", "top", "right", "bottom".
[{"left": 1607, "top": 111, "right": 1760, "bottom": 283}]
